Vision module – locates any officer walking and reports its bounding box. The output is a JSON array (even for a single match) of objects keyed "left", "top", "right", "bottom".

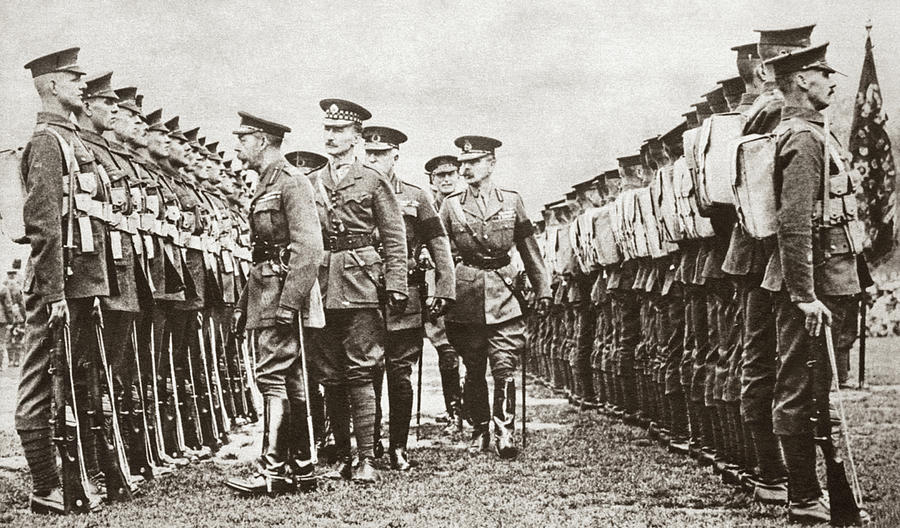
[
  {"left": 424, "top": 155, "right": 465, "bottom": 427},
  {"left": 306, "top": 99, "right": 408, "bottom": 484},
  {"left": 363, "top": 127, "right": 455, "bottom": 470},
  {"left": 440, "top": 136, "right": 551, "bottom": 459},
  {"left": 225, "top": 112, "right": 323, "bottom": 495}
]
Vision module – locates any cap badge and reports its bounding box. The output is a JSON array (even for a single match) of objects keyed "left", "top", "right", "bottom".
[
  {"left": 372, "top": 133, "right": 381, "bottom": 143},
  {"left": 463, "top": 141, "right": 472, "bottom": 152},
  {"left": 329, "top": 103, "right": 339, "bottom": 114}
]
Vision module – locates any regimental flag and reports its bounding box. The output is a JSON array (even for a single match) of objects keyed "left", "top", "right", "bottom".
[{"left": 850, "top": 27, "right": 897, "bottom": 265}]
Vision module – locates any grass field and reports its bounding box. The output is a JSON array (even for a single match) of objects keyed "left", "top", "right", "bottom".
[{"left": 0, "top": 338, "right": 897, "bottom": 527}]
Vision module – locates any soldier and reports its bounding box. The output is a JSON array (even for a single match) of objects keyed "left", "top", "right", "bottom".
[
  {"left": 16, "top": 47, "right": 108, "bottom": 514},
  {"left": 225, "top": 112, "right": 323, "bottom": 495},
  {"left": 363, "top": 126, "right": 455, "bottom": 470},
  {"left": 306, "top": 99, "right": 408, "bottom": 484},
  {"left": 440, "top": 135, "right": 551, "bottom": 459},
  {"left": 0, "top": 271, "right": 16, "bottom": 371},
  {"left": 77, "top": 72, "right": 157, "bottom": 485},
  {"left": 762, "top": 43, "right": 870, "bottom": 525},
  {"left": 424, "top": 155, "right": 464, "bottom": 427},
  {"left": 729, "top": 25, "right": 817, "bottom": 505}
]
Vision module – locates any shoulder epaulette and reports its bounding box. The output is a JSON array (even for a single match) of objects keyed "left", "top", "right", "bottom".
[{"left": 400, "top": 179, "right": 422, "bottom": 192}]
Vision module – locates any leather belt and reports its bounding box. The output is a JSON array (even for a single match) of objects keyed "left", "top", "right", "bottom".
[
  {"left": 462, "top": 254, "right": 511, "bottom": 270},
  {"left": 252, "top": 244, "right": 288, "bottom": 263},
  {"left": 324, "top": 232, "right": 376, "bottom": 252}
]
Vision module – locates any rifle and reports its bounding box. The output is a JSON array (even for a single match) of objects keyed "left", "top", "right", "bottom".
[
  {"left": 205, "top": 315, "right": 231, "bottom": 434},
  {"left": 244, "top": 334, "right": 262, "bottom": 420},
  {"left": 166, "top": 332, "right": 191, "bottom": 455},
  {"left": 822, "top": 325, "right": 864, "bottom": 526},
  {"left": 231, "top": 331, "right": 251, "bottom": 422},
  {"left": 130, "top": 321, "right": 169, "bottom": 477},
  {"left": 194, "top": 313, "right": 223, "bottom": 446},
  {"left": 182, "top": 326, "right": 211, "bottom": 449},
  {"left": 122, "top": 323, "right": 154, "bottom": 481},
  {"left": 214, "top": 323, "right": 240, "bottom": 425},
  {"left": 91, "top": 301, "right": 134, "bottom": 501},
  {"left": 50, "top": 321, "right": 101, "bottom": 513}
]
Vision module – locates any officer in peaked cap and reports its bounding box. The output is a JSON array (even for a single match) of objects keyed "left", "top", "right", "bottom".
[
  {"left": 225, "top": 111, "right": 323, "bottom": 495},
  {"left": 761, "top": 42, "right": 870, "bottom": 526},
  {"left": 285, "top": 151, "right": 328, "bottom": 174},
  {"left": 426, "top": 155, "right": 462, "bottom": 210},
  {"left": 362, "top": 126, "right": 455, "bottom": 470},
  {"left": 306, "top": 99, "right": 408, "bottom": 484},
  {"left": 17, "top": 47, "right": 110, "bottom": 514},
  {"left": 422, "top": 154, "right": 464, "bottom": 428},
  {"left": 440, "top": 135, "right": 550, "bottom": 460}
]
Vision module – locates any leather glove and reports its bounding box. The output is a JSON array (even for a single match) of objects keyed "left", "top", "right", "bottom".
[
  {"left": 275, "top": 305, "right": 296, "bottom": 327},
  {"left": 428, "top": 297, "right": 453, "bottom": 318},
  {"left": 386, "top": 291, "right": 409, "bottom": 315},
  {"left": 231, "top": 309, "right": 246, "bottom": 335},
  {"left": 535, "top": 297, "right": 552, "bottom": 317}
]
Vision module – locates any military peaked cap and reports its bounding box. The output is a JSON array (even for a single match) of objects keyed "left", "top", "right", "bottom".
[
  {"left": 765, "top": 42, "right": 839, "bottom": 77},
  {"left": 320, "top": 98, "right": 371, "bottom": 126},
  {"left": 363, "top": 126, "right": 408, "bottom": 151},
  {"left": 285, "top": 151, "right": 328, "bottom": 170},
  {"left": 455, "top": 135, "right": 502, "bottom": 162},
  {"left": 145, "top": 108, "right": 168, "bottom": 132},
  {"left": 425, "top": 154, "right": 459, "bottom": 175},
  {"left": 24, "top": 47, "right": 85, "bottom": 78},
  {"left": 114, "top": 87, "right": 141, "bottom": 114},
  {"left": 232, "top": 111, "right": 291, "bottom": 138},
  {"left": 165, "top": 116, "right": 189, "bottom": 142}
]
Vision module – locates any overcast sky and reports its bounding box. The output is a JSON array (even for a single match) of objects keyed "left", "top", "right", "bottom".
[{"left": 2, "top": 0, "right": 898, "bottom": 217}]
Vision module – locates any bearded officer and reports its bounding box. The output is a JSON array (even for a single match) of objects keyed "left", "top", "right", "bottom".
[
  {"left": 306, "top": 99, "right": 408, "bottom": 484},
  {"left": 363, "top": 127, "right": 455, "bottom": 470},
  {"left": 762, "top": 43, "right": 871, "bottom": 525},
  {"left": 225, "top": 112, "right": 323, "bottom": 495},
  {"left": 440, "top": 136, "right": 551, "bottom": 459},
  {"left": 424, "top": 155, "right": 464, "bottom": 427}
]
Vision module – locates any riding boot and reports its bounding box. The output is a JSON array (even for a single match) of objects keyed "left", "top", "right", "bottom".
[
  {"left": 493, "top": 378, "right": 519, "bottom": 459},
  {"left": 225, "top": 396, "right": 293, "bottom": 495},
  {"left": 287, "top": 397, "right": 317, "bottom": 492},
  {"left": 321, "top": 386, "right": 353, "bottom": 480},
  {"left": 372, "top": 366, "right": 385, "bottom": 459}
]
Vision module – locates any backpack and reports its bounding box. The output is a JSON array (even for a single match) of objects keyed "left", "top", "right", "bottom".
[
  {"left": 592, "top": 204, "right": 622, "bottom": 266},
  {"left": 673, "top": 156, "right": 715, "bottom": 239},
  {"left": 651, "top": 164, "right": 685, "bottom": 243},
  {"left": 0, "top": 148, "right": 27, "bottom": 243},
  {"left": 695, "top": 113, "right": 747, "bottom": 214},
  {"left": 730, "top": 133, "right": 777, "bottom": 239}
]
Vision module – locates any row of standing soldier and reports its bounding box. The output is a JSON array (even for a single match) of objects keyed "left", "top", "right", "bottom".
[
  {"left": 523, "top": 24, "right": 871, "bottom": 526},
  {"left": 16, "top": 49, "right": 263, "bottom": 515}
]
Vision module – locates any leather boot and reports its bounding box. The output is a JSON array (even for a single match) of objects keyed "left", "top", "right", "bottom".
[
  {"left": 288, "top": 398, "right": 317, "bottom": 492},
  {"left": 493, "top": 378, "right": 519, "bottom": 459},
  {"left": 779, "top": 433, "right": 822, "bottom": 506},
  {"left": 353, "top": 456, "right": 379, "bottom": 484},
  {"left": 468, "top": 422, "right": 491, "bottom": 455},
  {"left": 372, "top": 367, "right": 385, "bottom": 459},
  {"left": 388, "top": 382, "right": 414, "bottom": 471},
  {"left": 225, "top": 397, "right": 293, "bottom": 495},
  {"left": 321, "top": 386, "right": 352, "bottom": 480}
]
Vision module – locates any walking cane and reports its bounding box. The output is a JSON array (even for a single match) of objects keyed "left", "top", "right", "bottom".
[
  {"left": 296, "top": 315, "right": 318, "bottom": 465},
  {"left": 416, "top": 345, "right": 424, "bottom": 442},
  {"left": 825, "top": 324, "right": 864, "bottom": 513},
  {"left": 522, "top": 335, "right": 528, "bottom": 450},
  {"left": 858, "top": 294, "right": 867, "bottom": 389}
]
